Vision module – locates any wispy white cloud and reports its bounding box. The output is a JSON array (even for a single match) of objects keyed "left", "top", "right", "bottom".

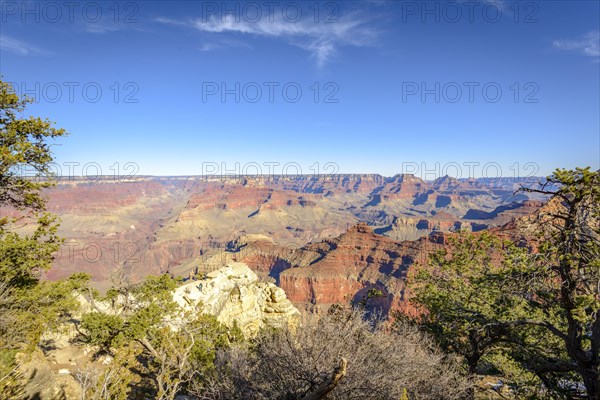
[
  {"left": 154, "top": 17, "right": 187, "bottom": 27},
  {"left": 80, "top": 18, "right": 145, "bottom": 34},
  {"left": 553, "top": 31, "right": 600, "bottom": 58},
  {"left": 84, "top": 22, "right": 122, "bottom": 34},
  {"left": 198, "top": 38, "right": 252, "bottom": 52},
  {"left": 156, "top": 11, "right": 378, "bottom": 67},
  {"left": 0, "top": 35, "right": 48, "bottom": 56}
]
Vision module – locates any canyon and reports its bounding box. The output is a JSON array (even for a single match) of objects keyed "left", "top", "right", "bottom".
[{"left": 3, "top": 174, "right": 547, "bottom": 306}]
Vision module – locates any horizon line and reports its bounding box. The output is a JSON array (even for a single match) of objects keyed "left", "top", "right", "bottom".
[{"left": 46, "top": 173, "right": 548, "bottom": 181}]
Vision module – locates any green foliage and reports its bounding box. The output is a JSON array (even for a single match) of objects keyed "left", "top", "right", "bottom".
[
  {"left": 75, "top": 345, "right": 140, "bottom": 400},
  {"left": 81, "top": 313, "right": 126, "bottom": 352},
  {"left": 148, "top": 314, "right": 243, "bottom": 398},
  {"left": 79, "top": 274, "right": 180, "bottom": 351},
  {"left": 184, "top": 314, "right": 243, "bottom": 367},
  {"left": 1, "top": 274, "right": 88, "bottom": 351},
  {"left": 399, "top": 387, "right": 409, "bottom": 400},
  {"left": 408, "top": 167, "right": 600, "bottom": 398},
  {"left": 0, "top": 78, "right": 69, "bottom": 291},
  {"left": 0, "top": 254, "right": 85, "bottom": 395},
  {"left": 0, "top": 348, "right": 21, "bottom": 397},
  {"left": 0, "top": 79, "right": 67, "bottom": 212},
  {"left": 409, "top": 232, "right": 522, "bottom": 370},
  {"left": 100, "top": 347, "right": 139, "bottom": 400},
  {"left": 356, "top": 287, "right": 386, "bottom": 309},
  {"left": 0, "top": 79, "right": 83, "bottom": 398},
  {"left": 80, "top": 288, "right": 243, "bottom": 398},
  {"left": 512, "top": 167, "right": 600, "bottom": 396},
  {"left": 367, "top": 288, "right": 384, "bottom": 299},
  {"left": 77, "top": 272, "right": 244, "bottom": 398},
  {"left": 131, "top": 273, "right": 180, "bottom": 304},
  {"left": 0, "top": 213, "right": 62, "bottom": 288},
  {"left": 0, "top": 78, "right": 70, "bottom": 290}
]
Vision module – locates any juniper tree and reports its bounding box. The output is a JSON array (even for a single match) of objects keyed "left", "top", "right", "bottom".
[
  {"left": 409, "top": 167, "right": 600, "bottom": 398},
  {"left": 0, "top": 78, "right": 87, "bottom": 394}
]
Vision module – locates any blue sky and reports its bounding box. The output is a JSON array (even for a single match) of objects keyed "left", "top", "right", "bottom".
[{"left": 1, "top": 0, "right": 599, "bottom": 179}]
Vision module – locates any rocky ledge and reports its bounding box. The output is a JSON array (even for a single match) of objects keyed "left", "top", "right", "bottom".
[{"left": 173, "top": 262, "right": 300, "bottom": 336}]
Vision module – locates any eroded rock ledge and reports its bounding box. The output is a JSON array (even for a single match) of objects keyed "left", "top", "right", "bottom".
[{"left": 173, "top": 262, "right": 300, "bottom": 336}]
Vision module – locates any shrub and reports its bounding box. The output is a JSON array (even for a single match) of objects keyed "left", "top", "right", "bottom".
[{"left": 197, "top": 308, "right": 471, "bottom": 400}]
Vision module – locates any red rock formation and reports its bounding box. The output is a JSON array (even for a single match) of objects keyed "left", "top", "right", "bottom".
[
  {"left": 270, "top": 223, "right": 445, "bottom": 314},
  {"left": 15, "top": 175, "right": 547, "bottom": 292}
]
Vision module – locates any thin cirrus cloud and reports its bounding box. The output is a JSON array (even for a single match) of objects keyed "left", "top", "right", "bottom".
[
  {"left": 83, "top": 22, "right": 123, "bottom": 34},
  {"left": 156, "top": 12, "right": 378, "bottom": 67},
  {"left": 198, "top": 37, "right": 253, "bottom": 52},
  {"left": 0, "top": 35, "right": 48, "bottom": 56},
  {"left": 553, "top": 31, "right": 600, "bottom": 59}
]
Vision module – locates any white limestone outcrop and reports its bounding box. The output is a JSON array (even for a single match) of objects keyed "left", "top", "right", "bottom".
[{"left": 173, "top": 262, "right": 300, "bottom": 336}]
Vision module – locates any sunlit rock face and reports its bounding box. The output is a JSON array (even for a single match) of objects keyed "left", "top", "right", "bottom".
[
  {"left": 24, "top": 175, "right": 546, "bottom": 289},
  {"left": 173, "top": 262, "right": 300, "bottom": 336}
]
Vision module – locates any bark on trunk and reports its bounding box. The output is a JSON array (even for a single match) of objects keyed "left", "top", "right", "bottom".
[
  {"left": 581, "top": 369, "right": 599, "bottom": 399},
  {"left": 301, "top": 358, "right": 347, "bottom": 400}
]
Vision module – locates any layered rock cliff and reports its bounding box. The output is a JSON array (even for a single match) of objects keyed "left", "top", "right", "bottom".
[{"left": 5, "top": 174, "right": 548, "bottom": 289}]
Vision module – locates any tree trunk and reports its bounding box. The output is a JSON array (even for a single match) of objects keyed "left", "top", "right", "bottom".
[
  {"left": 581, "top": 368, "right": 600, "bottom": 399},
  {"left": 301, "top": 358, "right": 347, "bottom": 400}
]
